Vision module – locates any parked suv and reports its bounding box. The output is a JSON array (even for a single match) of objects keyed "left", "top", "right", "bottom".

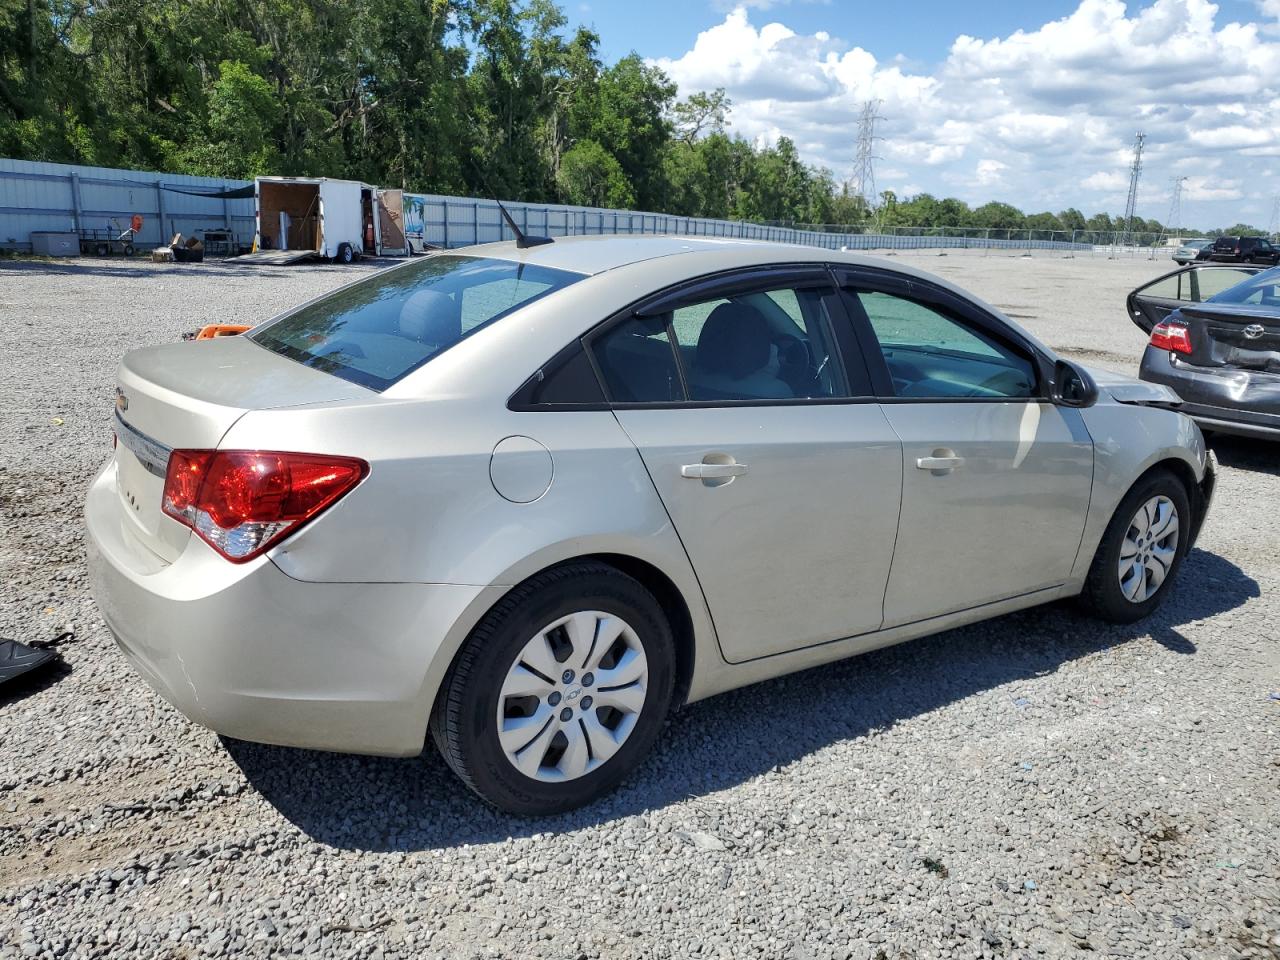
[{"left": 1198, "top": 236, "right": 1280, "bottom": 265}]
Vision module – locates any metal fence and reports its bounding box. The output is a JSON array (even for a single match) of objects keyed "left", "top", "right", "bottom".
[
  {"left": 770, "top": 222, "right": 1181, "bottom": 254},
  {"left": 0, "top": 158, "right": 254, "bottom": 250},
  {"left": 3, "top": 157, "right": 1157, "bottom": 259},
  {"left": 411, "top": 196, "right": 1097, "bottom": 254}
]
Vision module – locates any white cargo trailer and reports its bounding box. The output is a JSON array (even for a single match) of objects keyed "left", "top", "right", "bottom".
[{"left": 245, "top": 177, "right": 407, "bottom": 264}]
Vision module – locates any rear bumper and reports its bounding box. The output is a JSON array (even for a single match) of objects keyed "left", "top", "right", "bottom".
[
  {"left": 1138, "top": 347, "right": 1280, "bottom": 440},
  {"left": 85, "top": 461, "right": 490, "bottom": 757}
]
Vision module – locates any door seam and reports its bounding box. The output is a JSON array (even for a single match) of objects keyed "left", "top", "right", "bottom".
[{"left": 606, "top": 410, "right": 732, "bottom": 666}]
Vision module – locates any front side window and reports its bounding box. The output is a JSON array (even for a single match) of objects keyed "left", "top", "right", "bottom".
[
  {"left": 591, "top": 283, "right": 852, "bottom": 403},
  {"left": 854, "top": 291, "right": 1037, "bottom": 399},
  {"left": 251, "top": 255, "right": 583, "bottom": 391}
]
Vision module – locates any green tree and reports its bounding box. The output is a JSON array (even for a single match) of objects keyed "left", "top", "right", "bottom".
[
  {"left": 1057, "top": 207, "right": 1087, "bottom": 232},
  {"left": 177, "top": 61, "right": 282, "bottom": 178},
  {"left": 556, "top": 139, "right": 633, "bottom": 207},
  {"left": 971, "top": 201, "right": 1025, "bottom": 231}
]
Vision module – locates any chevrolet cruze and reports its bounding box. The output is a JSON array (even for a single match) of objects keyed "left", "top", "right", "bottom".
[{"left": 87, "top": 236, "right": 1215, "bottom": 814}]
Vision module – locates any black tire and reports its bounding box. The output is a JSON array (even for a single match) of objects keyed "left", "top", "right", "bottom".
[
  {"left": 1080, "top": 468, "right": 1192, "bottom": 624},
  {"left": 122, "top": 243, "right": 135, "bottom": 257},
  {"left": 431, "top": 562, "right": 675, "bottom": 816},
  {"left": 335, "top": 242, "right": 354, "bottom": 264},
  {"left": 94, "top": 242, "right": 109, "bottom": 257}
]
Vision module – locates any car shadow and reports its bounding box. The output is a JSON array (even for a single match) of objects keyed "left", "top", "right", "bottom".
[
  {"left": 1208, "top": 434, "right": 1280, "bottom": 477},
  {"left": 224, "top": 547, "right": 1257, "bottom": 852}
]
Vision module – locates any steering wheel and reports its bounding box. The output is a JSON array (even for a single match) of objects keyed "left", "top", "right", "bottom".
[{"left": 774, "top": 335, "right": 817, "bottom": 392}]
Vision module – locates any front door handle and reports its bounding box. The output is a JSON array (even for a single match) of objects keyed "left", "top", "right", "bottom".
[
  {"left": 681, "top": 462, "right": 748, "bottom": 479},
  {"left": 916, "top": 454, "right": 964, "bottom": 472}
]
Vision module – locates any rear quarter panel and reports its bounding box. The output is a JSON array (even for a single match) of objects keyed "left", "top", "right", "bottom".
[{"left": 217, "top": 397, "right": 723, "bottom": 711}]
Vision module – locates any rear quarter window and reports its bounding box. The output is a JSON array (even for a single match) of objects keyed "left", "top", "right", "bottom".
[{"left": 250, "top": 255, "right": 584, "bottom": 391}]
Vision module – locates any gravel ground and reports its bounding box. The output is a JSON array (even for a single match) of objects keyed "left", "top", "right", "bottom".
[{"left": 1, "top": 251, "right": 1277, "bottom": 960}]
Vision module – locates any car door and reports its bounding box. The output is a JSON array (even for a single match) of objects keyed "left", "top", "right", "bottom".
[
  {"left": 1127, "top": 265, "right": 1262, "bottom": 333},
  {"left": 835, "top": 268, "right": 1095, "bottom": 628},
  {"left": 586, "top": 267, "right": 903, "bottom": 663}
]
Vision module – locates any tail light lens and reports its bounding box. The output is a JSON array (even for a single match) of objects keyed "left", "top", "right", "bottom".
[
  {"left": 1150, "top": 321, "right": 1192, "bottom": 355},
  {"left": 162, "top": 450, "right": 368, "bottom": 562}
]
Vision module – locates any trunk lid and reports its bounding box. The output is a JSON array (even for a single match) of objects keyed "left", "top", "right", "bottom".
[
  {"left": 112, "top": 335, "right": 371, "bottom": 562},
  {"left": 1176, "top": 303, "right": 1280, "bottom": 372}
]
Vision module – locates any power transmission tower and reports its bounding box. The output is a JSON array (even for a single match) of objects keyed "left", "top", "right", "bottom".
[
  {"left": 1121, "top": 132, "right": 1146, "bottom": 245},
  {"left": 852, "top": 99, "right": 884, "bottom": 217},
  {"left": 1160, "top": 176, "right": 1187, "bottom": 244}
]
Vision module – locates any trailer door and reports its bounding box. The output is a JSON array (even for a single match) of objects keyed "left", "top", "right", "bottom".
[
  {"left": 377, "top": 189, "right": 407, "bottom": 255},
  {"left": 318, "top": 180, "right": 362, "bottom": 258}
]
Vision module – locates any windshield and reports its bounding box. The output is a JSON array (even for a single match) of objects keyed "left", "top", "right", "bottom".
[
  {"left": 250, "top": 255, "right": 584, "bottom": 391},
  {"left": 1206, "top": 267, "right": 1280, "bottom": 306}
]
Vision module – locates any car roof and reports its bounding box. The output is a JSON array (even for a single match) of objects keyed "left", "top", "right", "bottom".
[
  {"left": 460, "top": 234, "right": 928, "bottom": 279},
  {"left": 459, "top": 234, "right": 1037, "bottom": 337}
]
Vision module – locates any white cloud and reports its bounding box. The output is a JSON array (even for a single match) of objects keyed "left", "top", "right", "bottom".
[
  {"left": 1081, "top": 171, "right": 1129, "bottom": 191},
  {"left": 975, "top": 159, "right": 1009, "bottom": 186},
  {"left": 652, "top": 0, "right": 1280, "bottom": 225}
]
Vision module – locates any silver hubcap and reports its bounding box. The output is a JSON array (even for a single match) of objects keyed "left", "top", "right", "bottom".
[
  {"left": 496, "top": 611, "right": 648, "bottom": 783},
  {"left": 1118, "top": 495, "right": 1179, "bottom": 603}
]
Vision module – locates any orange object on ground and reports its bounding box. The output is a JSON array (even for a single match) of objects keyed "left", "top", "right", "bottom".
[{"left": 195, "top": 324, "right": 251, "bottom": 340}]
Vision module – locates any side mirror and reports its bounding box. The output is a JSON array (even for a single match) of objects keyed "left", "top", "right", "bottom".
[{"left": 1050, "top": 358, "right": 1099, "bottom": 408}]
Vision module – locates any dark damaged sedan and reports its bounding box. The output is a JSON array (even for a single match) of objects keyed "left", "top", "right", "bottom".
[{"left": 1132, "top": 265, "right": 1280, "bottom": 440}]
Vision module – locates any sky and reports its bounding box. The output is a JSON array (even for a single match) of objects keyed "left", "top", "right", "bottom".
[{"left": 565, "top": 0, "right": 1280, "bottom": 229}]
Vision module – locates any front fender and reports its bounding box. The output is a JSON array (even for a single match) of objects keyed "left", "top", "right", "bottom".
[{"left": 1069, "top": 402, "right": 1206, "bottom": 588}]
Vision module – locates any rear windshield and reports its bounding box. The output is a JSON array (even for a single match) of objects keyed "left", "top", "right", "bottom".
[
  {"left": 1213, "top": 238, "right": 1237, "bottom": 249},
  {"left": 250, "top": 255, "right": 584, "bottom": 391},
  {"left": 1205, "top": 267, "right": 1280, "bottom": 305}
]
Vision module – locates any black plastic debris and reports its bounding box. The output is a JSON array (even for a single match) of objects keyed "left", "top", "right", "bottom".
[{"left": 0, "top": 631, "right": 74, "bottom": 687}]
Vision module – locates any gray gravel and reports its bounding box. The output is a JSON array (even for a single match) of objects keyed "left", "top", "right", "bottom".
[{"left": 1, "top": 252, "right": 1278, "bottom": 960}]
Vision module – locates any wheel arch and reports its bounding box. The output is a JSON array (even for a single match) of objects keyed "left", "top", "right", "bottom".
[
  {"left": 419, "top": 547, "right": 712, "bottom": 743},
  {"left": 1072, "top": 403, "right": 1207, "bottom": 590}
]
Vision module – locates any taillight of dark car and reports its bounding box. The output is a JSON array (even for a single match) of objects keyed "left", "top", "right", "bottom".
[
  {"left": 162, "top": 450, "right": 368, "bottom": 562},
  {"left": 1150, "top": 320, "right": 1193, "bottom": 356}
]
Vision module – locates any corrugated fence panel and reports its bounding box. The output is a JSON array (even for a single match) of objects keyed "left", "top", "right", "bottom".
[{"left": 1, "top": 157, "right": 1095, "bottom": 255}]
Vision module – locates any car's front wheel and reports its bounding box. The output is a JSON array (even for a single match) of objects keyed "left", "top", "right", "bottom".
[
  {"left": 431, "top": 562, "right": 675, "bottom": 815},
  {"left": 1080, "top": 468, "right": 1191, "bottom": 623}
]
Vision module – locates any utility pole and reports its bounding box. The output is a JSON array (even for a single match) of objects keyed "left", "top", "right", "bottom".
[
  {"left": 1160, "top": 176, "right": 1187, "bottom": 244},
  {"left": 852, "top": 99, "right": 885, "bottom": 219},
  {"left": 1267, "top": 195, "right": 1280, "bottom": 241},
  {"left": 1121, "top": 132, "right": 1146, "bottom": 246}
]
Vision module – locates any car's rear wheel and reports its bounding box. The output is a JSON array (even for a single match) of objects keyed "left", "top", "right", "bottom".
[
  {"left": 431, "top": 562, "right": 675, "bottom": 815},
  {"left": 1080, "top": 469, "right": 1191, "bottom": 624}
]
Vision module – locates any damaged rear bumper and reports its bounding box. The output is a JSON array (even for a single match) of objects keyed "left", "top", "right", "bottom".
[{"left": 1139, "top": 346, "right": 1280, "bottom": 440}]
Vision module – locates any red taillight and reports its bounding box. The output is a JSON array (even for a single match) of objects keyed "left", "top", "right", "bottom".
[
  {"left": 162, "top": 450, "right": 367, "bottom": 563},
  {"left": 1150, "top": 321, "right": 1192, "bottom": 355}
]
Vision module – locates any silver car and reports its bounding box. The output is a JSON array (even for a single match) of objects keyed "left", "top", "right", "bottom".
[
  {"left": 1173, "top": 238, "right": 1213, "bottom": 265},
  {"left": 87, "top": 237, "right": 1215, "bottom": 814}
]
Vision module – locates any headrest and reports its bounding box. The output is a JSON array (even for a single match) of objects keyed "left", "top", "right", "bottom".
[
  {"left": 399, "top": 289, "right": 461, "bottom": 345},
  {"left": 695, "top": 301, "right": 772, "bottom": 380}
]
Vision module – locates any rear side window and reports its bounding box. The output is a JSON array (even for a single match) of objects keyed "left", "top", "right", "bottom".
[
  {"left": 1205, "top": 268, "right": 1280, "bottom": 305},
  {"left": 591, "top": 283, "right": 855, "bottom": 403},
  {"left": 593, "top": 316, "right": 684, "bottom": 402},
  {"left": 250, "top": 255, "right": 583, "bottom": 391}
]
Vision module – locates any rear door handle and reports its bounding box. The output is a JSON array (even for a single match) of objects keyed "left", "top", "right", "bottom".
[
  {"left": 681, "top": 462, "right": 748, "bottom": 479},
  {"left": 916, "top": 455, "right": 964, "bottom": 472}
]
